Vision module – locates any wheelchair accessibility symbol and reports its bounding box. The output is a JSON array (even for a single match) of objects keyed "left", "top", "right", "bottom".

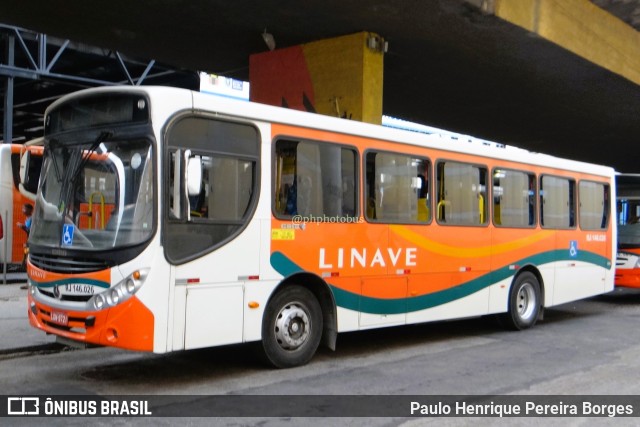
[
  {"left": 569, "top": 240, "right": 578, "bottom": 258},
  {"left": 62, "top": 224, "right": 75, "bottom": 246}
]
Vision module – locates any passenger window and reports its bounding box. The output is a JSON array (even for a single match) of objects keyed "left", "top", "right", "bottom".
[
  {"left": 493, "top": 169, "right": 536, "bottom": 227},
  {"left": 274, "top": 140, "right": 357, "bottom": 219},
  {"left": 365, "top": 151, "right": 430, "bottom": 223},
  {"left": 579, "top": 181, "right": 609, "bottom": 230},
  {"left": 540, "top": 175, "right": 576, "bottom": 228},
  {"left": 436, "top": 160, "right": 488, "bottom": 225}
]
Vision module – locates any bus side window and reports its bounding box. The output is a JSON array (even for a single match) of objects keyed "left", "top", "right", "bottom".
[
  {"left": 437, "top": 160, "right": 487, "bottom": 225},
  {"left": 540, "top": 175, "right": 576, "bottom": 229},
  {"left": 274, "top": 141, "right": 297, "bottom": 216},
  {"left": 492, "top": 169, "right": 536, "bottom": 228},
  {"left": 274, "top": 139, "right": 357, "bottom": 219},
  {"left": 579, "top": 180, "right": 609, "bottom": 230},
  {"left": 365, "top": 151, "right": 430, "bottom": 223}
]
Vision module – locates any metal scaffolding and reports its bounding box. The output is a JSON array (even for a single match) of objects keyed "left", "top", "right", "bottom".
[{"left": 0, "top": 24, "right": 197, "bottom": 143}]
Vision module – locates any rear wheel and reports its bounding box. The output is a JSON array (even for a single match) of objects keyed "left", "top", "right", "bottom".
[
  {"left": 261, "top": 286, "right": 322, "bottom": 368},
  {"left": 500, "top": 272, "right": 541, "bottom": 330}
]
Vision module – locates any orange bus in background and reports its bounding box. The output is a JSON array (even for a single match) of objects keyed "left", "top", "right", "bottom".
[
  {"left": 615, "top": 174, "right": 640, "bottom": 288},
  {"left": 0, "top": 142, "right": 43, "bottom": 269}
]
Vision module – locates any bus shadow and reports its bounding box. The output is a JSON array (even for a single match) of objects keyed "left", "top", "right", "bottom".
[
  {"left": 325, "top": 316, "right": 498, "bottom": 358},
  {"left": 594, "top": 287, "right": 640, "bottom": 305},
  {"left": 79, "top": 307, "right": 596, "bottom": 388},
  {"left": 326, "top": 303, "right": 602, "bottom": 360},
  {"left": 80, "top": 342, "right": 265, "bottom": 385},
  {"left": 80, "top": 317, "right": 502, "bottom": 386}
]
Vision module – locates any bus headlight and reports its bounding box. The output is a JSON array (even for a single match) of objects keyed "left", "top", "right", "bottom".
[
  {"left": 108, "top": 288, "right": 121, "bottom": 305},
  {"left": 125, "top": 278, "right": 136, "bottom": 294},
  {"left": 94, "top": 294, "right": 106, "bottom": 309},
  {"left": 89, "top": 269, "right": 148, "bottom": 311}
]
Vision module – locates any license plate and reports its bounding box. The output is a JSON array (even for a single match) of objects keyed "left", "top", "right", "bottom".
[
  {"left": 64, "top": 284, "right": 95, "bottom": 295},
  {"left": 50, "top": 311, "right": 69, "bottom": 326}
]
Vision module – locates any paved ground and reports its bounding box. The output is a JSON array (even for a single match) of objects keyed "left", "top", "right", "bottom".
[
  {"left": 2, "top": 286, "right": 640, "bottom": 425},
  {"left": 0, "top": 270, "right": 26, "bottom": 285},
  {"left": 0, "top": 274, "right": 57, "bottom": 351}
]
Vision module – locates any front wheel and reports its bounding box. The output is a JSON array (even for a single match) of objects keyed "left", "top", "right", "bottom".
[
  {"left": 500, "top": 272, "right": 541, "bottom": 330},
  {"left": 261, "top": 286, "right": 322, "bottom": 368}
]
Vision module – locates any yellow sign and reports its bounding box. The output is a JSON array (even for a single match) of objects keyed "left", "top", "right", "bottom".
[{"left": 272, "top": 229, "right": 295, "bottom": 240}]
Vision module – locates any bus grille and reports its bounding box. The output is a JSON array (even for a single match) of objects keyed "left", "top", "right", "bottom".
[
  {"left": 38, "top": 288, "right": 93, "bottom": 302},
  {"left": 30, "top": 253, "right": 112, "bottom": 274}
]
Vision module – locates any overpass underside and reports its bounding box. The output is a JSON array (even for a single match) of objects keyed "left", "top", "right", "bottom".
[{"left": 1, "top": 0, "right": 639, "bottom": 171}]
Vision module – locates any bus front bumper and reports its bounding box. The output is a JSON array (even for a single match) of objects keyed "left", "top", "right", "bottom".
[
  {"left": 27, "top": 293, "right": 155, "bottom": 352},
  {"left": 615, "top": 269, "right": 640, "bottom": 289}
]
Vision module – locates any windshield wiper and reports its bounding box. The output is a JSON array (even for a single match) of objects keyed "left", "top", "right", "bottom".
[
  {"left": 70, "top": 131, "right": 112, "bottom": 185},
  {"left": 57, "top": 131, "right": 112, "bottom": 220},
  {"left": 45, "top": 138, "right": 63, "bottom": 182}
]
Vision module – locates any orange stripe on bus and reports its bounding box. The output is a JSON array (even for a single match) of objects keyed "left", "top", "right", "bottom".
[{"left": 390, "top": 225, "right": 555, "bottom": 258}]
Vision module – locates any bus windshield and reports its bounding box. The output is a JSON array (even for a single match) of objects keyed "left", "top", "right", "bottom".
[
  {"left": 616, "top": 175, "right": 640, "bottom": 248},
  {"left": 30, "top": 137, "right": 154, "bottom": 250}
]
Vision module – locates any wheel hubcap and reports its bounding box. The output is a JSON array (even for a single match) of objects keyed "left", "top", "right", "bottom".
[
  {"left": 517, "top": 282, "right": 536, "bottom": 321},
  {"left": 274, "top": 302, "right": 311, "bottom": 350}
]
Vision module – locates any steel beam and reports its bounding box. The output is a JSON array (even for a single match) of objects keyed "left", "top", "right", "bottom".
[{"left": 3, "top": 34, "right": 14, "bottom": 143}]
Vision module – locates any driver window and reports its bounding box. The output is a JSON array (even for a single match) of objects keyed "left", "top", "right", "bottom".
[{"left": 164, "top": 116, "right": 260, "bottom": 264}]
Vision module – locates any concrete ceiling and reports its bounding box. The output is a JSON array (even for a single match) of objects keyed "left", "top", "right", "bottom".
[
  {"left": 2, "top": 0, "right": 639, "bottom": 172},
  {"left": 592, "top": 0, "right": 640, "bottom": 30}
]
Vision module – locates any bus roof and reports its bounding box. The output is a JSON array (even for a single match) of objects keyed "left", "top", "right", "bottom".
[{"left": 47, "top": 86, "right": 616, "bottom": 178}]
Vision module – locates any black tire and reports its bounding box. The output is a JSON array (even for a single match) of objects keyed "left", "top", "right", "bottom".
[
  {"left": 261, "top": 286, "right": 323, "bottom": 368},
  {"left": 500, "top": 272, "right": 541, "bottom": 330}
]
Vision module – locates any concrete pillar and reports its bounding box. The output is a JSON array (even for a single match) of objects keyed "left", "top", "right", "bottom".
[{"left": 249, "top": 31, "right": 385, "bottom": 125}]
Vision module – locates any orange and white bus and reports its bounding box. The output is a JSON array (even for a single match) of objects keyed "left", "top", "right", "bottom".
[
  {"left": 0, "top": 141, "right": 43, "bottom": 270},
  {"left": 27, "top": 86, "right": 615, "bottom": 367},
  {"left": 615, "top": 174, "right": 640, "bottom": 288}
]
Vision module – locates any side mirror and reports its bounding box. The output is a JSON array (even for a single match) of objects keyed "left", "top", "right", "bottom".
[
  {"left": 184, "top": 150, "right": 202, "bottom": 222},
  {"left": 19, "top": 151, "right": 31, "bottom": 185},
  {"left": 185, "top": 151, "right": 202, "bottom": 196}
]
